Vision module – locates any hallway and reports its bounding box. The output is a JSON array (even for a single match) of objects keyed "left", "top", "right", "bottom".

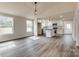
[{"left": 0, "top": 35, "right": 78, "bottom": 57}]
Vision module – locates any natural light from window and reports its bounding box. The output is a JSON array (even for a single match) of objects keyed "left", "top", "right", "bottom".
[
  {"left": 0, "top": 15, "right": 13, "bottom": 35},
  {"left": 67, "top": 24, "right": 71, "bottom": 29},
  {"left": 26, "top": 20, "right": 33, "bottom": 32}
]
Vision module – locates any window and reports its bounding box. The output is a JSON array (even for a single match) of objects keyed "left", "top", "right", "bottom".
[
  {"left": 0, "top": 16, "right": 13, "bottom": 35},
  {"left": 26, "top": 20, "right": 33, "bottom": 32},
  {"left": 66, "top": 24, "right": 71, "bottom": 29}
]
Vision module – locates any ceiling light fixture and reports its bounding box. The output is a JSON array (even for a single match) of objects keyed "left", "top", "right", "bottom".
[
  {"left": 34, "top": 2, "right": 38, "bottom": 15},
  {"left": 60, "top": 15, "right": 63, "bottom": 18}
]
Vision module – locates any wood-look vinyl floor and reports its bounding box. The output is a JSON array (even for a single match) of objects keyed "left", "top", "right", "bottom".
[{"left": 0, "top": 35, "right": 78, "bottom": 57}]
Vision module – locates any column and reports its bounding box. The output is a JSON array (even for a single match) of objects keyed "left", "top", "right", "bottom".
[{"left": 34, "top": 15, "right": 38, "bottom": 36}]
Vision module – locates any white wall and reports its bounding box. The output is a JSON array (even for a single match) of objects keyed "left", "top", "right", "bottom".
[
  {"left": 74, "top": 10, "right": 79, "bottom": 46},
  {"left": 72, "top": 12, "right": 76, "bottom": 41},
  {"left": 73, "top": 3, "right": 79, "bottom": 46},
  {"left": 0, "top": 14, "right": 33, "bottom": 42},
  {"left": 71, "top": 3, "right": 79, "bottom": 46}
]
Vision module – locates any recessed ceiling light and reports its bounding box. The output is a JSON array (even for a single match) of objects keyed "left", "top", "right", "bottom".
[{"left": 60, "top": 16, "right": 63, "bottom": 18}]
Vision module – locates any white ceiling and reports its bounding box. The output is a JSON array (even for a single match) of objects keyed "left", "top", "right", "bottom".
[{"left": 0, "top": 2, "right": 77, "bottom": 20}]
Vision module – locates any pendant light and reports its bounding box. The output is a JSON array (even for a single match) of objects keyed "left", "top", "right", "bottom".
[{"left": 34, "top": 2, "right": 38, "bottom": 15}]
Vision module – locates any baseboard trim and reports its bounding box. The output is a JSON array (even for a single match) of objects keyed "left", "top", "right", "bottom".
[{"left": 0, "top": 35, "right": 33, "bottom": 43}]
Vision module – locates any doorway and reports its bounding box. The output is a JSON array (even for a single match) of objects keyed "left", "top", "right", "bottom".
[
  {"left": 64, "top": 20, "right": 72, "bottom": 35},
  {"left": 38, "top": 23, "right": 42, "bottom": 35}
]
